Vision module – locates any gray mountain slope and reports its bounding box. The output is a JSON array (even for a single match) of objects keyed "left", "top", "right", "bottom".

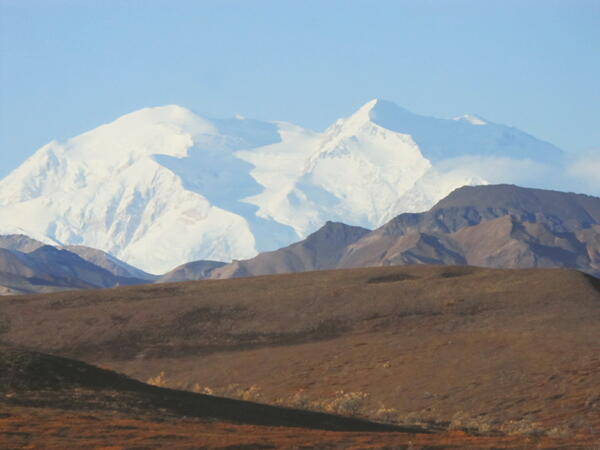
[
  {"left": 211, "top": 222, "right": 370, "bottom": 279},
  {"left": 0, "top": 235, "right": 155, "bottom": 280},
  {"left": 63, "top": 245, "right": 157, "bottom": 281},
  {"left": 157, "top": 260, "right": 227, "bottom": 283},
  {"left": 0, "top": 235, "right": 47, "bottom": 253},
  {"left": 0, "top": 244, "right": 153, "bottom": 295},
  {"left": 338, "top": 185, "right": 600, "bottom": 276},
  {"left": 369, "top": 100, "right": 564, "bottom": 163}
]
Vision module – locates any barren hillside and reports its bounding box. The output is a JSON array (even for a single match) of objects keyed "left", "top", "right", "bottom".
[{"left": 1, "top": 265, "right": 599, "bottom": 439}]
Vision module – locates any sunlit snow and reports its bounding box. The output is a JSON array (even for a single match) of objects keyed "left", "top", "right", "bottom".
[{"left": 0, "top": 100, "right": 564, "bottom": 273}]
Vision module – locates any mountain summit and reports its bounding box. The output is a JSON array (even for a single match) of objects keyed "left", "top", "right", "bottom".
[{"left": 0, "top": 101, "right": 564, "bottom": 273}]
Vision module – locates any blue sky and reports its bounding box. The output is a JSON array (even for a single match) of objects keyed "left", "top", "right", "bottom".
[{"left": 1, "top": 0, "right": 599, "bottom": 179}]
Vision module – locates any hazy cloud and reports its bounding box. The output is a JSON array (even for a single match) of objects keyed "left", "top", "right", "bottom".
[
  {"left": 434, "top": 156, "right": 554, "bottom": 189},
  {"left": 567, "top": 150, "right": 600, "bottom": 195}
]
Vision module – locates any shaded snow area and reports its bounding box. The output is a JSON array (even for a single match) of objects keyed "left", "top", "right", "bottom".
[{"left": 0, "top": 100, "right": 564, "bottom": 273}]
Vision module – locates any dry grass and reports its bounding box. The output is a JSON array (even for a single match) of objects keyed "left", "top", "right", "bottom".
[
  {"left": 1, "top": 265, "right": 600, "bottom": 438},
  {"left": 146, "top": 371, "right": 168, "bottom": 387},
  {"left": 140, "top": 373, "right": 597, "bottom": 440},
  {"left": 4, "top": 404, "right": 593, "bottom": 450}
]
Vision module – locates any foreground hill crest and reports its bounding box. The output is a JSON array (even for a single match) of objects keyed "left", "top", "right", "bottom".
[{"left": 1, "top": 264, "right": 598, "bottom": 443}]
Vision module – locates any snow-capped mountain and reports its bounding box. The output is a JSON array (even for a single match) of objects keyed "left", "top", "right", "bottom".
[{"left": 0, "top": 99, "right": 564, "bottom": 273}]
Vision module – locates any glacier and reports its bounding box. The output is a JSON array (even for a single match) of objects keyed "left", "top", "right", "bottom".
[{"left": 0, "top": 99, "right": 564, "bottom": 273}]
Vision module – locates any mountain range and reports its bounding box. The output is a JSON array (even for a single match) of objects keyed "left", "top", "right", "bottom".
[
  {"left": 1, "top": 184, "right": 599, "bottom": 293},
  {"left": 176, "top": 184, "right": 600, "bottom": 280},
  {"left": 1, "top": 101, "right": 599, "bottom": 447},
  {"left": 0, "top": 99, "right": 564, "bottom": 273}
]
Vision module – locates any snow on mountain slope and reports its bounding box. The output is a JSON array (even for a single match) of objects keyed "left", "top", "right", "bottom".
[
  {"left": 368, "top": 100, "right": 564, "bottom": 163},
  {"left": 0, "top": 100, "right": 564, "bottom": 273},
  {"left": 453, "top": 114, "right": 488, "bottom": 125},
  {"left": 243, "top": 100, "right": 434, "bottom": 234},
  {"left": 0, "top": 106, "right": 261, "bottom": 273}
]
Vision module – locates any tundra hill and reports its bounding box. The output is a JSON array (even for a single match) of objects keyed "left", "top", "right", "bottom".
[
  {"left": 0, "top": 345, "right": 404, "bottom": 432},
  {"left": 1, "top": 265, "right": 599, "bottom": 439},
  {"left": 1, "top": 347, "right": 583, "bottom": 449}
]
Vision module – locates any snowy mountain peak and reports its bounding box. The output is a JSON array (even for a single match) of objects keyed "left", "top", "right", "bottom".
[
  {"left": 340, "top": 98, "right": 411, "bottom": 129},
  {"left": 0, "top": 101, "right": 565, "bottom": 273},
  {"left": 69, "top": 104, "right": 218, "bottom": 160},
  {"left": 350, "top": 98, "right": 380, "bottom": 120},
  {"left": 453, "top": 113, "right": 488, "bottom": 125}
]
